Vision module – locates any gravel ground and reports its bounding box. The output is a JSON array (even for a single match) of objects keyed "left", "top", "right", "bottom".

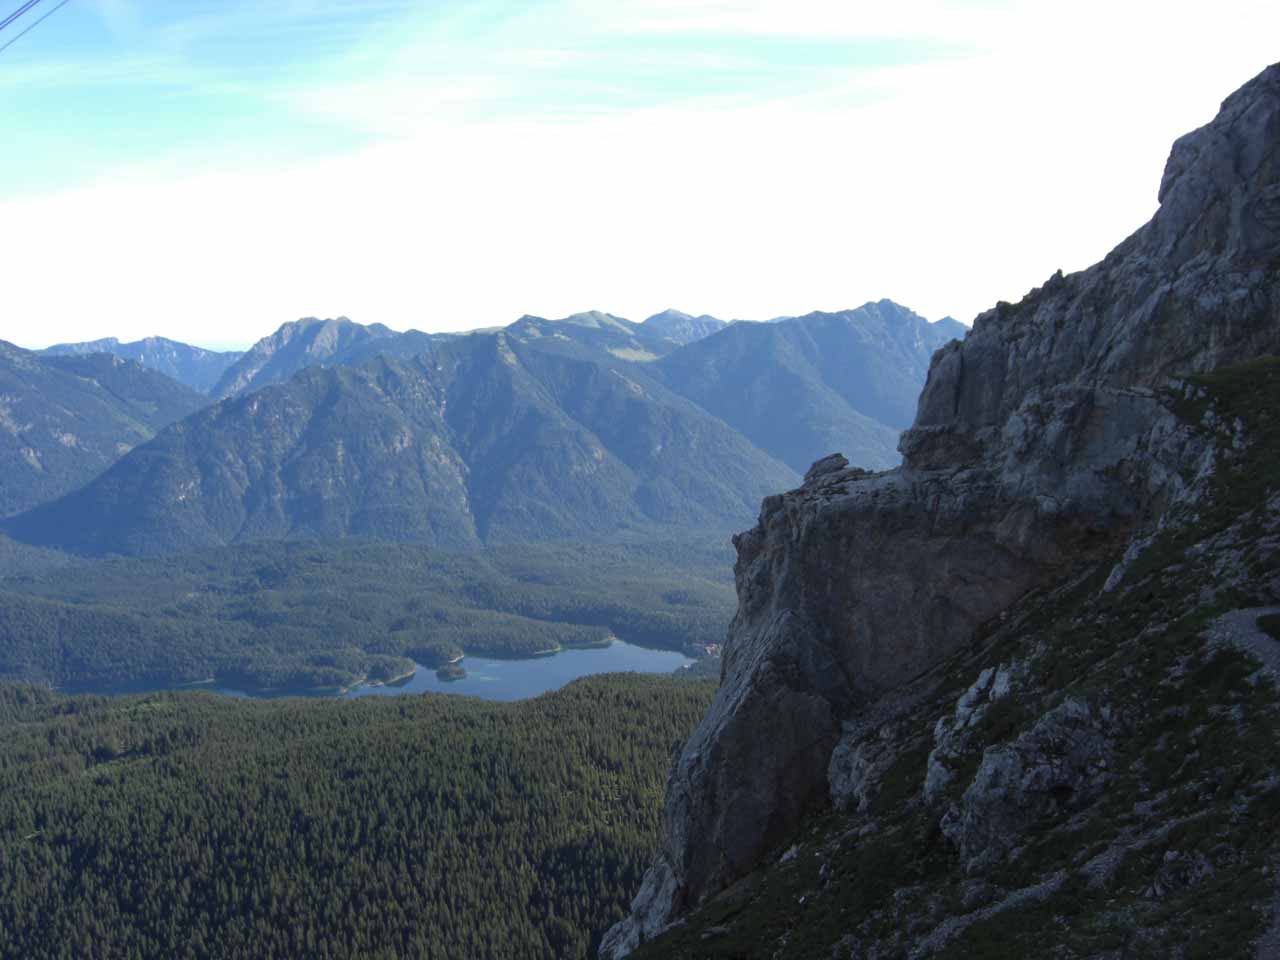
[{"left": 1204, "top": 607, "right": 1280, "bottom": 960}]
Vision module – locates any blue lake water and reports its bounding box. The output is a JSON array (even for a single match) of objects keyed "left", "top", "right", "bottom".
[{"left": 212, "top": 640, "right": 694, "bottom": 702}]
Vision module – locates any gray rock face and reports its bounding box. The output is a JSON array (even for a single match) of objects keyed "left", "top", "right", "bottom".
[
  {"left": 602, "top": 63, "right": 1280, "bottom": 956},
  {"left": 596, "top": 857, "right": 682, "bottom": 957},
  {"left": 924, "top": 663, "right": 1022, "bottom": 807},
  {"left": 829, "top": 719, "right": 901, "bottom": 813},
  {"left": 938, "top": 698, "right": 1112, "bottom": 868}
]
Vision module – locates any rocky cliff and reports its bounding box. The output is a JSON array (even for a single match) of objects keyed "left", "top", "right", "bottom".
[{"left": 604, "top": 63, "right": 1280, "bottom": 957}]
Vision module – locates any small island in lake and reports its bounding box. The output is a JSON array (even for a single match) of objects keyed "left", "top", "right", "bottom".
[{"left": 436, "top": 662, "right": 467, "bottom": 682}]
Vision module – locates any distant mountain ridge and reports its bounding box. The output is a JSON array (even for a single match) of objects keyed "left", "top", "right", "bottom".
[
  {"left": 459, "top": 303, "right": 966, "bottom": 475},
  {"left": 0, "top": 341, "right": 206, "bottom": 518},
  {"left": 207, "top": 309, "right": 731, "bottom": 402},
  {"left": 641, "top": 309, "right": 728, "bottom": 345},
  {"left": 42, "top": 336, "right": 242, "bottom": 393},
  {"left": 5, "top": 333, "right": 796, "bottom": 555},
  {"left": 6, "top": 299, "right": 964, "bottom": 552}
]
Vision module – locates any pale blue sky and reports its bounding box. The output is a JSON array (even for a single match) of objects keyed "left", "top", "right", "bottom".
[
  {"left": 1, "top": 1, "right": 1277, "bottom": 349},
  {"left": 3, "top": 1, "right": 963, "bottom": 192}
]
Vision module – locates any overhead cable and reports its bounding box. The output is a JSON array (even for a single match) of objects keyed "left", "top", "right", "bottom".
[
  {"left": 0, "top": 0, "right": 43, "bottom": 33},
  {"left": 0, "top": 0, "right": 71, "bottom": 56}
]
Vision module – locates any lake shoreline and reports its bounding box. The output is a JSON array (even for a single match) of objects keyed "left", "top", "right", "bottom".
[{"left": 57, "top": 639, "right": 696, "bottom": 704}]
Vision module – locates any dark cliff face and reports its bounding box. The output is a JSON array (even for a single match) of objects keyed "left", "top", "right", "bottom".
[{"left": 602, "top": 63, "right": 1280, "bottom": 957}]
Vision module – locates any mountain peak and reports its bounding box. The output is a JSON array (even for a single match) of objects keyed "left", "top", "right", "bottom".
[
  {"left": 640, "top": 309, "right": 727, "bottom": 346},
  {"left": 646, "top": 308, "right": 692, "bottom": 321},
  {"left": 211, "top": 316, "right": 403, "bottom": 400},
  {"left": 1147, "top": 60, "right": 1279, "bottom": 268}
]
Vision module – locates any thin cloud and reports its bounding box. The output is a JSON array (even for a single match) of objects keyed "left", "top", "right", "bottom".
[{"left": 86, "top": 0, "right": 141, "bottom": 35}]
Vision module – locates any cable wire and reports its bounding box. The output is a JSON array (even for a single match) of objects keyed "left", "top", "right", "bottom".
[
  {"left": 0, "top": 0, "right": 70, "bottom": 55},
  {"left": 0, "top": 0, "right": 43, "bottom": 33}
]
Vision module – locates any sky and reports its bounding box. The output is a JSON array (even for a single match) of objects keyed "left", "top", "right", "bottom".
[{"left": 0, "top": 1, "right": 1276, "bottom": 351}]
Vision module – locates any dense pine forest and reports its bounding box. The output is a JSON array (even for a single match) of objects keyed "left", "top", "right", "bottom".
[
  {"left": 0, "top": 674, "right": 715, "bottom": 959},
  {"left": 0, "top": 537, "right": 734, "bottom": 692}
]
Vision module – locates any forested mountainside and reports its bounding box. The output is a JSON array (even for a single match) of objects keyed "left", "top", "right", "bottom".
[
  {"left": 654, "top": 300, "right": 965, "bottom": 472},
  {"left": 607, "top": 62, "right": 1280, "bottom": 960},
  {"left": 0, "top": 533, "right": 68, "bottom": 579},
  {"left": 0, "top": 674, "right": 715, "bottom": 960},
  {"left": 4, "top": 332, "right": 795, "bottom": 556},
  {"left": 42, "top": 335, "right": 243, "bottom": 393},
  {"left": 0, "top": 342, "right": 206, "bottom": 518},
  {"left": 0, "top": 537, "right": 734, "bottom": 692}
]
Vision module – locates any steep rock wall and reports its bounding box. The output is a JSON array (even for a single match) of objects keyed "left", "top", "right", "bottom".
[{"left": 602, "top": 62, "right": 1280, "bottom": 957}]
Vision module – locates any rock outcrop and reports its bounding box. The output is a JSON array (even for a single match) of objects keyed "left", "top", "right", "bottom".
[
  {"left": 937, "top": 696, "right": 1113, "bottom": 868},
  {"left": 603, "top": 62, "right": 1280, "bottom": 955}
]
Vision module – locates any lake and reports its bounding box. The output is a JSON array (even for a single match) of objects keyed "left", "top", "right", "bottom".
[{"left": 212, "top": 639, "right": 695, "bottom": 702}]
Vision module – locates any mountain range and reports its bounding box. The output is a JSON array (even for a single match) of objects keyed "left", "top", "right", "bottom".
[
  {"left": 206, "top": 308, "right": 709, "bottom": 401},
  {"left": 4, "top": 302, "right": 963, "bottom": 556},
  {"left": 3, "top": 333, "right": 795, "bottom": 555}
]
